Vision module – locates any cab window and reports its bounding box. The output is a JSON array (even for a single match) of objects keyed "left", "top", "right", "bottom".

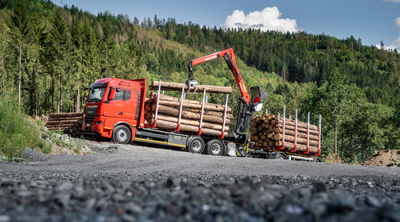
[
  {"left": 114, "top": 89, "right": 124, "bottom": 101},
  {"left": 111, "top": 89, "right": 131, "bottom": 101},
  {"left": 123, "top": 90, "right": 131, "bottom": 101}
]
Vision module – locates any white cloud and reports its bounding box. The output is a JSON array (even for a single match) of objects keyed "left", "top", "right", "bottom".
[
  {"left": 384, "top": 0, "right": 400, "bottom": 2},
  {"left": 376, "top": 37, "right": 400, "bottom": 51},
  {"left": 223, "top": 7, "right": 299, "bottom": 33},
  {"left": 396, "top": 17, "right": 400, "bottom": 29},
  {"left": 377, "top": 17, "right": 400, "bottom": 52}
]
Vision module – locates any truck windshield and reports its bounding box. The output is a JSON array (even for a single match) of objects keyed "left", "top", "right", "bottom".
[{"left": 87, "top": 87, "right": 106, "bottom": 102}]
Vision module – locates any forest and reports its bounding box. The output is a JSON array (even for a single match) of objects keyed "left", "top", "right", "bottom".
[{"left": 0, "top": 0, "right": 399, "bottom": 162}]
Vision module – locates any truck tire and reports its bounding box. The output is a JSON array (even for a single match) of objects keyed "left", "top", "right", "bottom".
[
  {"left": 112, "top": 125, "right": 131, "bottom": 144},
  {"left": 206, "top": 140, "right": 225, "bottom": 156},
  {"left": 187, "top": 136, "right": 205, "bottom": 154},
  {"left": 276, "top": 153, "right": 286, "bottom": 160}
]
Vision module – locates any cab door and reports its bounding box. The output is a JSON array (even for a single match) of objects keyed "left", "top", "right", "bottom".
[
  {"left": 122, "top": 89, "right": 141, "bottom": 126},
  {"left": 103, "top": 88, "right": 125, "bottom": 124}
]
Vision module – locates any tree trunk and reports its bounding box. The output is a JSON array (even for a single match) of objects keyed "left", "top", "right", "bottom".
[
  {"left": 18, "top": 45, "right": 22, "bottom": 106},
  {"left": 76, "top": 88, "right": 80, "bottom": 112}
]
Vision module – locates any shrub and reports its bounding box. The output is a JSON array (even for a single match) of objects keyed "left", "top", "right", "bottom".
[{"left": 0, "top": 94, "right": 49, "bottom": 158}]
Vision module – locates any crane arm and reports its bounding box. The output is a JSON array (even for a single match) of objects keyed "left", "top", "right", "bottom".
[{"left": 187, "top": 48, "right": 251, "bottom": 104}]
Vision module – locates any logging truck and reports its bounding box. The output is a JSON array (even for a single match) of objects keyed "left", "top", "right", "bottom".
[{"left": 81, "top": 48, "right": 321, "bottom": 161}]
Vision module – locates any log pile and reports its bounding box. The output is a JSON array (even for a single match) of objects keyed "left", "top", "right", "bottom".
[
  {"left": 250, "top": 114, "right": 320, "bottom": 154},
  {"left": 45, "top": 112, "right": 83, "bottom": 136},
  {"left": 152, "top": 81, "right": 233, "bottom": 94},
  {"left": 145, "top": 93, "right": 231, "bottom": 137}
]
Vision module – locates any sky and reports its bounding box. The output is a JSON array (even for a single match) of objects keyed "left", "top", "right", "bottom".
[{"left": 55, "top": 0, "right": 400, "bottom": 50}]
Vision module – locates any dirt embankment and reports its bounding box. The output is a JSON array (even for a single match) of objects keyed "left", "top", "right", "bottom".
[{"left": 363, "top": 149, "right": 400, "bottom": 167}]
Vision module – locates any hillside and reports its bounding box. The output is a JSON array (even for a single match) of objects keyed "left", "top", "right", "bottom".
[
  {"left": 0, "top": 0, "right": 399, "bottom": 162},
  {"left": 156, "top": 21, "right": 400, "bottom": 107}
]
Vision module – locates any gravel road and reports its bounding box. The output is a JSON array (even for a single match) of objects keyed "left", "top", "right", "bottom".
[{"left": 1, "top": 140, "right": 400, "bottom": 222}]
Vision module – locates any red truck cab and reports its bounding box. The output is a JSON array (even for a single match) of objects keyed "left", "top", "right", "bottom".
[{"left": 82, "top": 78, "right": 147, "bottom": 143}]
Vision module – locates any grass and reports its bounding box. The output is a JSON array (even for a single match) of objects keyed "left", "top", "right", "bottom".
[{"left": 0, "top": 94, "right": 51, "bottom": 159}]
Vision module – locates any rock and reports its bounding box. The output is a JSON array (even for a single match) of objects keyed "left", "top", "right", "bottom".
[
  {"left": 0, "top": 215, "right": 10, "bottom": 222},
  {"left": 312, "top": 182, "right": 327, "bottom": 193},
  {"left": 328, "top": 190, "right": 356, "bottom": 210},
  {"left": 85, "top": 198, "right": 96, "bottom": 210},
  {"left": 366, "top": 196, "right": 381, "bottom": 208},
  {"left": 124, "top": 202, "right": 143, "bottom": 214},
  {"left": 22, "top": 148, "right": 49, "bottom": 162},
  {"left": 165, "top": 178, "right": 174, "bottom": 188},
  {"left": 284, "top": 204, "right": 303, "bottom": 215},
  {"left": 61, "top": 134, "right": 70, "bottom": 144},
  {"left": 55, "top": 192, "right": 71, "bottom": 208},
  {"left": 56, "top": 182, "right": 73, "bottom": 192}
]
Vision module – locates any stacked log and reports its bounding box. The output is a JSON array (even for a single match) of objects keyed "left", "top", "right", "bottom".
[
  {"left": 152, "top": 81, "right": 233, "bottom": 94},
  {"left": 250, "top": 114, "right": 319, "bottom": 154},
  {"left": 46, "top": 112, "right": 83, "bottom": 136},
  {"left": 145, "top": 93, "right": 231, "bottom": 137}
]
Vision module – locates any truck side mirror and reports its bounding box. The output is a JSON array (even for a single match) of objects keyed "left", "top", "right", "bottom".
[{"left": 108, "top": 88, "right": 116, "bottom": 100}]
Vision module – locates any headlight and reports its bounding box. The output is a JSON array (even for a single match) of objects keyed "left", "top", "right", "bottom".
[{"left": 254, "top": 103, "right": 263, "bottom": 112}]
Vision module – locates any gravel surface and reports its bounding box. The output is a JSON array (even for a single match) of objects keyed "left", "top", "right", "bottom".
[{"left": 1, "top": 140, "right": 400, "bottom": 222}]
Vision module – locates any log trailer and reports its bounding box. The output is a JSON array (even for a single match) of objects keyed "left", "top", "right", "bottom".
[{"left": 82, "top": 48, "right": 321, "bottom": 160}]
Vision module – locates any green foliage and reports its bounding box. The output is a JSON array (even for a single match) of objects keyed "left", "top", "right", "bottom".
[
  {"left": 158, "top": 22, "right": 400, "bottom": 107},
  {"left": 0, "top": 93, "right": 50, "bottom": 158},
  {"left": 302, "top": 72, "right": 396, "bottom": 162}
]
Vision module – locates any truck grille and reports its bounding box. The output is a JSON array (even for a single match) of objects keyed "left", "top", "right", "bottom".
[
  {"left": 85, "top": 116, "right": 95, "bottom": 124},
  {"left": 84, "top": 106, "right": 98, "bottom": 124}
]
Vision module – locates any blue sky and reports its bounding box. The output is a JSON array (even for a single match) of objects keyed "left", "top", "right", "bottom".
[{"left": 55, "top": 0, "right": 400, "bottom": 50}]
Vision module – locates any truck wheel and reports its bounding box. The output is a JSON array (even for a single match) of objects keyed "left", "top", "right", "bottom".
[
  {"left": 276, "top": 153, "right": 286, "bottom": 160},
  {"left": 206, "top": 140, "right": 225, "bottom": 156},
  {"left": 187, "top": 136, "right": 205, "bottom": 154},
  {"left": 112, "top": 125, "right": 131, "bottom": 144}
]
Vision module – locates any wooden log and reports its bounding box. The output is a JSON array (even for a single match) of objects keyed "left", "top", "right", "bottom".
[
  {"left": 278, "top": 129, "right": 319, "bottom": 141},
  {"left": 150, "top": 115, "right": 229, "bottom": 131},
  {"left": 155, "top": 119, "right": 228, "bottom": 136},
  {"left": 48, "top": 116, "right": 83, "bottom": 121},
  {"left": 276, "top": 118, "right": 318, "bottom": 131},
  {"left": 184, "top": 108, "right": 233, "bottom": 118},
  {"left": 46, "top": 120, "right": 81, "bottom": 126},
  {"left": 273, "top": 134, "right": 319, "bottom": 146},
  {"left": 275, "top": 141, "right": 318, "bottom": 154},
  {"left": 49, "top": 112, "right": 83, "bottom": 118},
  {"left": 275, "top": 126, "right": 319, "bottom": 135},
  {"left": 152, "top": 81, "right": 233, "bottom": 94},
  {"left": 46, "top": 124, "right": 79, "bottom": 128},
  {"left": 158, "top": 100, "right": 231, "bottom": 112},
  {"left": 153, "top": 104, "right": 231, "bottom": 124},
  {"left": 155, "top": 94, "right": 204, "bottom": 105}
]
